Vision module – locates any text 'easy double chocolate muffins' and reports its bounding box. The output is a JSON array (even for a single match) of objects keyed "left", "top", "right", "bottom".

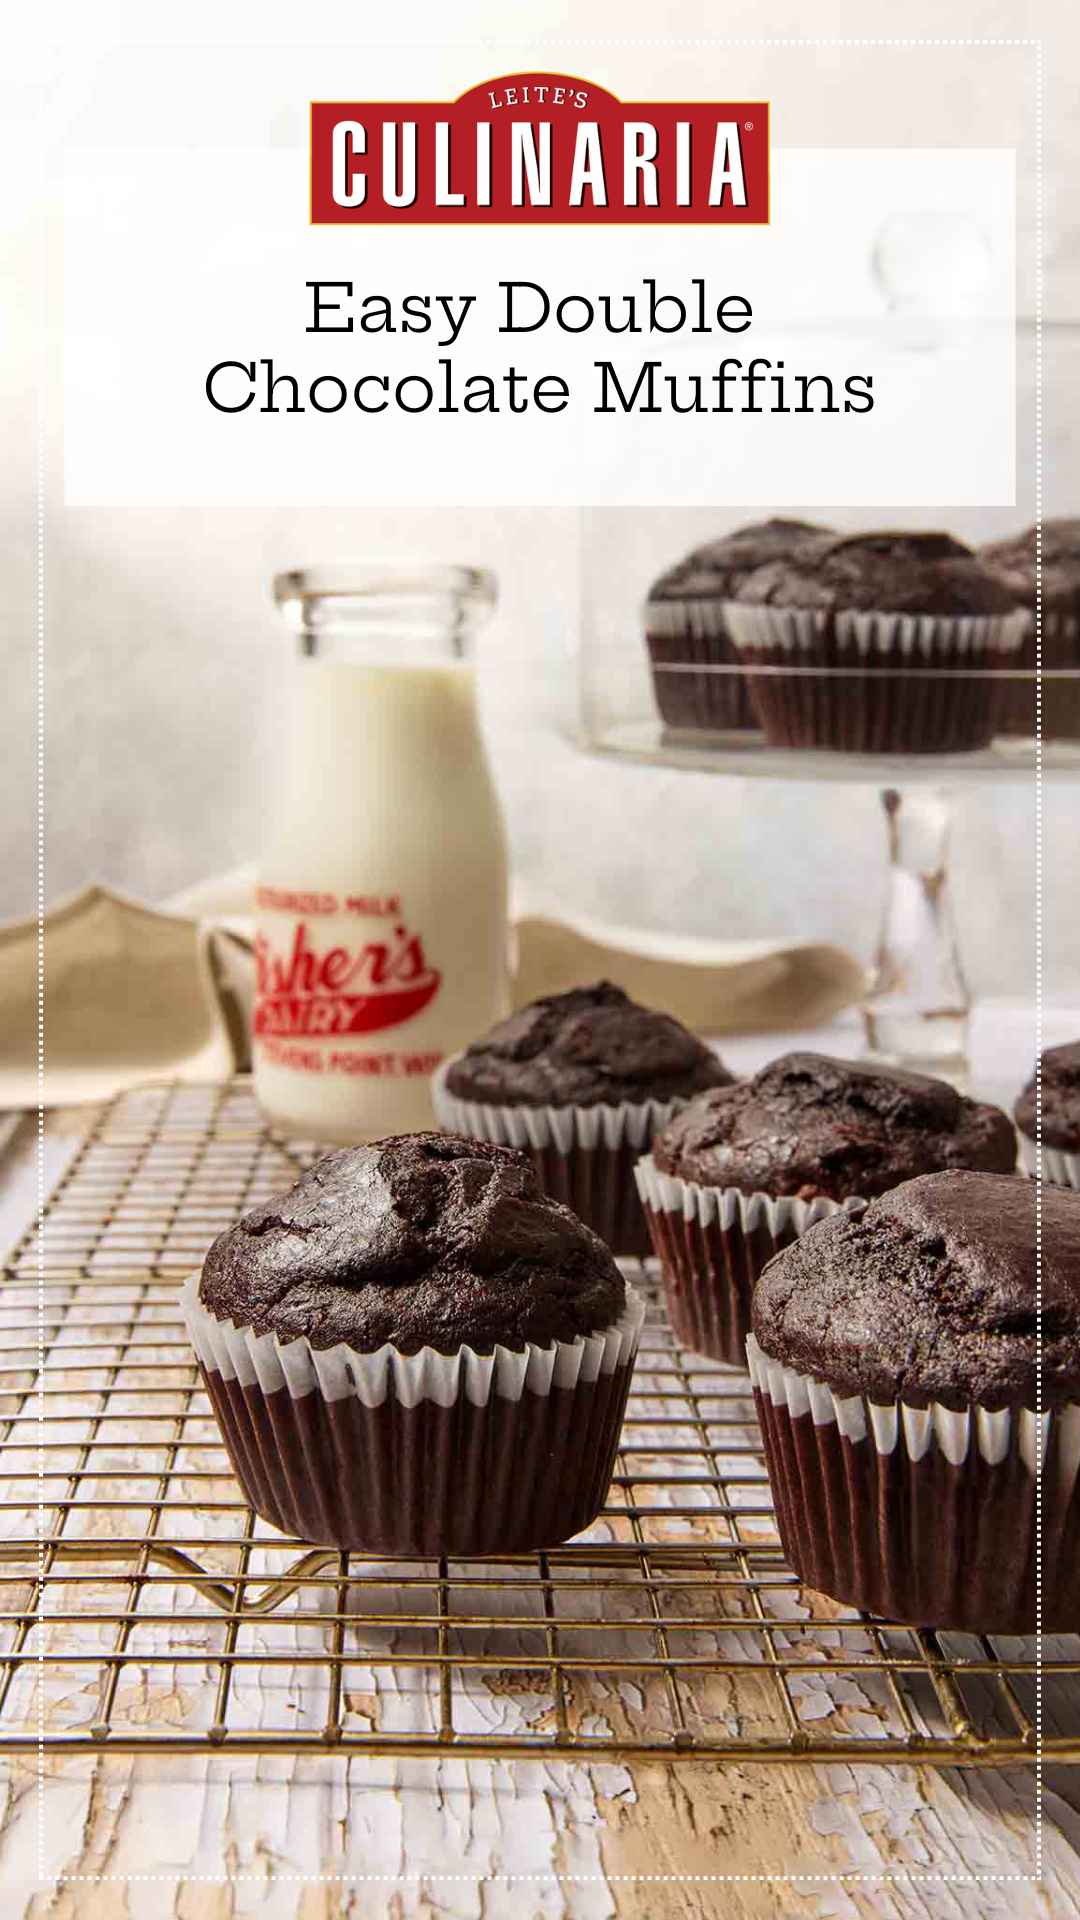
[
  {"left": 1015, "top": 1041, "right": 1080, "bottom": 1190},
  {"left": 636, "top": 1052, "right": 1016, "bottom": 1367},
  {"left": 184, "top": 1132, "right": 644, "bottom": 1556},
  {"left": 433, "top": 982, "right": 733, "bottom": 1256},
  {"left": 724, "top": 530, "right": 1023, "bottom": 754},
  {"left": 749, "top": 1171, "right": 1080, "bottom": 1634},
  {"left": 643, "top": 518, "right": 833, "bottom": 734},
  {"left": 981, "top": 518, "right": 1080, "bottom": 740}
]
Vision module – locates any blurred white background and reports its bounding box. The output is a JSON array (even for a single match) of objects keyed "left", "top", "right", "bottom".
[{"left": 2, "top": 3, "right": 1077, "bottom": 1008}]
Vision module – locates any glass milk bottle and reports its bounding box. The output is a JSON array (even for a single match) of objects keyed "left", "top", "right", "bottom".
[{"left": 254, "top": 564, "right": 509, "bottom": 1141}]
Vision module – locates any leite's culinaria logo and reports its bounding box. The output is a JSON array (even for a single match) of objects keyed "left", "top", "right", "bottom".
[
  {"left": 254, "top": 920, "right": 442, "bottom": 1037},
  {"left": 310, "top": 72, "right": 769, "bottom": 225}
]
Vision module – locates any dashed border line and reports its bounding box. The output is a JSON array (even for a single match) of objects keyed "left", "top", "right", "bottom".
[{"left": 32, "top": 30, "right": 1046, "bottom": 1897}]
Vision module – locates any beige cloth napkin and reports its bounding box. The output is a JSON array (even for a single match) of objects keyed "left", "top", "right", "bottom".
[
  {"left": 0, "top": 885, "right": 245, "bottom": 1108},
  {"left": 0, "top": 871, "right": 865, "bottom": 1110},
  {"left": 511, "top": 909, "right": 865, "bottom": 1035}
]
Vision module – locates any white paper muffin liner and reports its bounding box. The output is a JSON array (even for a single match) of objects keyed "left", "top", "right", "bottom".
[
  {"left": 432, "top": 1056, "right": 685, "bottom": 1254},
  {"left": 724, "top": 604, "right": 1025, "bottom": 660},
  {"left": 183, "top": 1272, "right": 644, "bottom": 1407},
  {"left": 1018, "top": 1133, "right": 1080, "bottom": 1191},
  {"left": 635, "top": 1154, "right": 866, "bottom": 1366},
  {"left": 184, "top": 1274, "right": 644, "bottom": 1555},
  {"left": 993, "top": 606, "right": 1080, "bottom": 738},
  {"left": 746, "top": 1334, "right": 1080, "bottom": 1633},
  {"left": 642, "top": 596, "right": 757, "bottom": 732},
  {"left": 722, "top": 603, "right": 1026, "bottom": 753},
  {"left": 745, "top": 1336, "right": 1067, "bottom": 1472},
  {"left": 644, "top": 598, "right": 731, "bottom": 641},
  {"left": 433, "top": 1059, "right": 682, "bottom": 1156}
]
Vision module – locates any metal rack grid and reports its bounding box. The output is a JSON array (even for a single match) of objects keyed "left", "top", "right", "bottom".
[{"left": 1, "top": 1078, "right": 1075, "bottom": 1764}]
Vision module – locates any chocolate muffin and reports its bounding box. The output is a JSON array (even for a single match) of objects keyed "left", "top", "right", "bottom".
[
  {"left": 434, "top": 982, "right": 734, "bottom": 1256},
  {"left": 724, "top": 530, "right": 1023, "bottom": 753},
  {"left": 184, "top": 1131, "right": 644, "bottom": 1555},
  {"left": 636, "top": 1053, "right": 1016, "bottom": 1367},
  {"left": 643, "top": 518, "right": 833, "bottom": 734},
  {"left": 981, "top": 519, "right": 1080, "bottom": 738},
  {"left": 749, "top": 1170, "right": 1080, "bottom": 1632},
  {"left": 1015, "top": 1041, "right": 1080, "bottom": 1189}
]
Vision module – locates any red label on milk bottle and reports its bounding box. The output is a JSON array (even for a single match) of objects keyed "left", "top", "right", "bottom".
[{"left": 253, "top": 916, "right": 442, "bottom": 1038}]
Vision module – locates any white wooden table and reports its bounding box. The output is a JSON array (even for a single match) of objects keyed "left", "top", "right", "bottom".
[{"left": 1, "top": 1099, "right": 1078, "bottom": 1918}]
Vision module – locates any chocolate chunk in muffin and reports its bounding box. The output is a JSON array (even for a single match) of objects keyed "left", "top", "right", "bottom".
[
  {"left": 733, "top": 530, "right": 1017, "bottom": 617},
  {"left": 653, "top": 1052, "right": 1016, "bottom": 1200},
  {"left": 444, "top": 982, "right": 733, "bottom": 1110},
  {"left": 1015, "top": 1041, "right": 1080, "bottom": 1152},
  {"left": 199, "top": 1131, "right": 625, "bottom": 1355},
  {"left": 648, "top": 519, "right": 833, "bottom": 606},
  {"left": 752, "top": 1168, "right": 1080, "bottom": 1411}
]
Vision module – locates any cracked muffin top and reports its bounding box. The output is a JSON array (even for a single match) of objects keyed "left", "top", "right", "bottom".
[
  {"left": 751, "top": 1169, "right": 1080, "bottom": 1410},
  {"left": 652, "top": 1052, "right": 1016, "bottom": 1200},
  {"left": 444, "top": 981, "right": 733, "bottom": 1110},
  {"left": 198, "top": 1132, "right": 626, "bottom": 1354},
  {"left": 645, "top": 518, "right": 833, "bottom": 609},
  {"left": 731, "top": 530, "right": 1017, "bottom": 617},
  {"left": 1015, "top": 1041, "right": 1080, "bottom": 1152},
  {"left": 981, "top": 518, "right": 1080, "bottom": 617}
]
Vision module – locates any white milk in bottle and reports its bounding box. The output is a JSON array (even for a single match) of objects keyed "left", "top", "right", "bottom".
[{"left": 254, "top": 565, "right": 509, "bottom": 1140}]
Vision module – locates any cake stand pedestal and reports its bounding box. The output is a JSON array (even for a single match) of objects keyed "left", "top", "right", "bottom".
[
  {"left": 862, "top": 785, "right": 968, "bottom": 1065},
  {"left": 582, "top": 724, "right": 1078, "bottom": 1075}
]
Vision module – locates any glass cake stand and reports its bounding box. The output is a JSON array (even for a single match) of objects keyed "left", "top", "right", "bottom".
[
  {"left": 574, "top": 310, "right": 1080, "bottom": 1069},
  {"left": 577, "top": 666, "right": 1080, "bottom": 1072}
]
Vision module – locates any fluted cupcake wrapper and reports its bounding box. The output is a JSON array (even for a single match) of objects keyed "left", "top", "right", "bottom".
[
  {"left": 643, "top": 596, "right": 758, "bottom": 734},
  {"left": 747, "top": 1334, "right": 1080, "bottom": 1634},
  {"left": 724, "top": 603, "right": 1026, "bottom": 754},
  {"left": 1018, "top": 1133, "right": 1080, "bottom": 1192},
  {"left": 635, "top": 1156, "right": 865, "bottom": 1366},
  {"left": 993, "top": 607, "right": 1080, "bottom": 739},
  {"left": 432, "top": 1058, "right": 683, "bottom": 1256},
  {"left": 183, "top": 1274, "right": 644, "bottom": 1557}
]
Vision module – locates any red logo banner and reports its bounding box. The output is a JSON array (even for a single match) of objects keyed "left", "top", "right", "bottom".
[{"left": 311, "top": 73, "right": 768, "bottom": 225}]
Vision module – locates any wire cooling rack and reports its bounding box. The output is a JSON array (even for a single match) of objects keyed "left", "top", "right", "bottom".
[{"left": 0, "top": 1078, "right": 1075, "bottom": 1763}]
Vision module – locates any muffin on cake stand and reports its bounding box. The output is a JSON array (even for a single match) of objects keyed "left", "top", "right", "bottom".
[{"left": 579, "top": 523, "right": 1080, "bottom": 1074}]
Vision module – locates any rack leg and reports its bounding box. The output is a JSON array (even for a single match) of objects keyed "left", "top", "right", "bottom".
[{"left": 861, "top": 786, "right": 969, "bottom": 1069}]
